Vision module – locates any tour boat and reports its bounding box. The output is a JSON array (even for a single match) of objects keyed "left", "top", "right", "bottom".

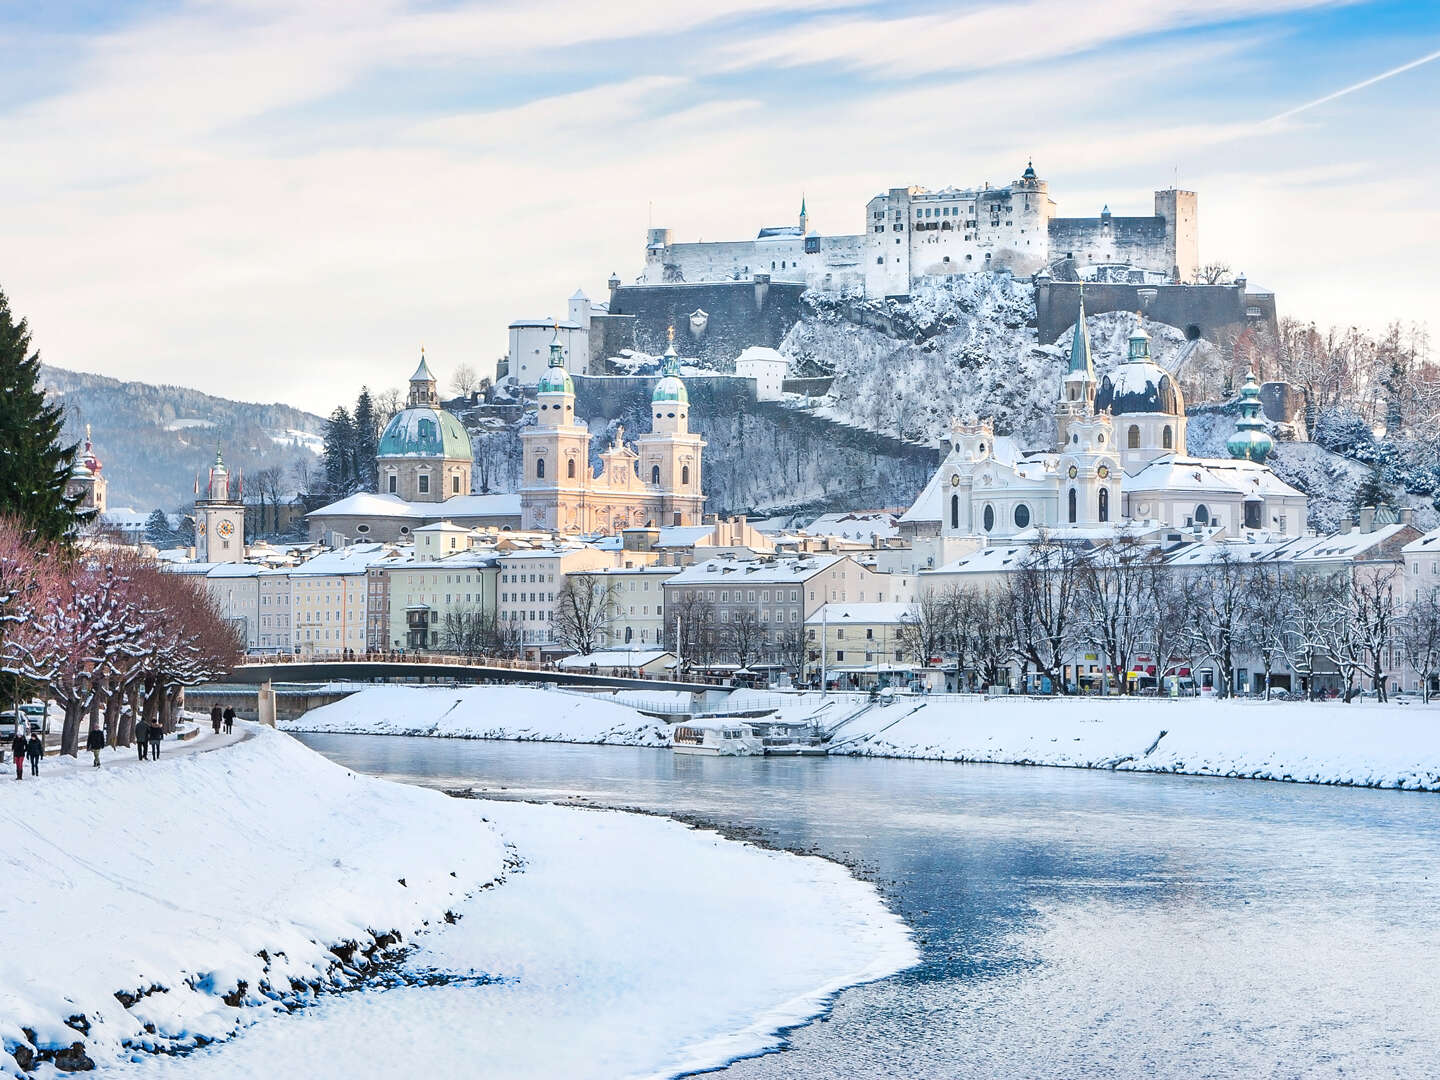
[{"left": 670, "top": 720, "right": 763, "bottom": 756}]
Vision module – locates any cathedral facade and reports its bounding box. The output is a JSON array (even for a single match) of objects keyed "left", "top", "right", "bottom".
[
  {"left": 900, "top": 301, "right": 1307, "bottom": 547},
  {"left": 520, "top": 331, "right": 705, "bottom": 533}
]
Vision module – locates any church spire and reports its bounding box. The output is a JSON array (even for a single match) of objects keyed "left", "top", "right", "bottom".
[
  {"left": 1067, "top": 287, "right": 1095, "bottom": 380},
  {"left": 1227, "top": 370, "right": 1274, "bottom": 464}
]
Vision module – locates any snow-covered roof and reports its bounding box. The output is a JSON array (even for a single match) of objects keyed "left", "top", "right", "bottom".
[
  {"left": 437, "top": 493, "right": 521, "bottom": 518},
  {"left": 1296, "top": 524, "right": 1412, "bottom": 563},
  {"left": 510, "top": 319, "right": 582, "bottom": 330},
  {"left": 668, "top": 554, "right": 846, "bottom": 585},
  {"left": 804, "top": 602, "right": 913, "bottom": 626},
  {"left": 557, "top": 650, "right": 674, "bottom": 669},
  {"left": 805, "top": 512, "right": 900, "bottom": 542},
  {"left": 1125, "top": 456, "right": 1305, "bottom": 499},
  {"left": 206, "top": 563, "right": 262, "bottom": 579},
  {"left": 929, "top": 544, "right": 1038, "bottom": 575},
  {"left": 734, "top": 346, "right": 787, "bottom": 367},
  {"left": 655, "top": 525, "right": 717, "bottom": 548},
  {"left": 308, "top": 492, "right": 424, "bottom": 519},
  {"left": 899, "top": 467, "right": 945, "bottom": 524},
  {"left": 1402, "top": 528, "right": 1440, "bottom": 555},
  {"left": 290, "top": 543, "right": 396, "bottom": 577},
  {"left": 1095, "top": 361, "right": 1183, "bottom": 416}
]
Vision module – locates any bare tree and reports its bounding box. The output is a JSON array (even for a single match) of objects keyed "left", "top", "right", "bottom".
[
  {"left": 441, "top": 607, "right": 506, "bottom": 657},
  {"left": 898, "top": 591, "right": 951, "bottom": 674},
  {"left": 1075, "top": 534, "right": 1153, "bottom": 694},
  {"left": 774, "top": 628, "right": 806, "bottom": 682},
  {"left": 1350, "top": 564, "right": 1401, "bottom": 701},
  {"left": 450, "top": 364, "right": 481, "bottom": 398},
  {"left": 375, "top": 387, "right": 404, "bottom": 423},
  {"left": 1136, "top": 557, "right": 1189, "bottom": 692},
  {"left": 1006, "top": 533, "right": 1085, "bottom": 693},
  {"left": 1179, "top": 548, "right": 1250, "bottom": 697},
  {"left": 552, "top": 574, "right": 616, "bottom": 656},
  {"left": 1242, "top": 564, "right": 1292, "bottom": 698},
  {"left": 1277, "top": 570, "right": 1344, "bottom": 699},
  {"left": 1397, "top": 585, "right": 1440, "bottom": 702},
  {"left": 726, "top": 608, "right": 764, "bottom": 668},
  {"left": 669, "top": 591, "right": 717, "bottom": 670},
  {"left": 1192, "top": 262, "right": 1233, "bottom": 285}
]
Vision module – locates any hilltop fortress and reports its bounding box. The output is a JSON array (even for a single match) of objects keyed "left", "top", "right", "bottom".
[{"left": 641, "top": 162, "right": 1198, "bottom": 296}]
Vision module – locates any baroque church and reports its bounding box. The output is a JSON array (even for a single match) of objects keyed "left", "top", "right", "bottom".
[
  {"left": 899, "top": 299, "right": 1307, "bottom": 553},
  {"left": 520, "top": 329, "right": 705, "bottom": 532}
]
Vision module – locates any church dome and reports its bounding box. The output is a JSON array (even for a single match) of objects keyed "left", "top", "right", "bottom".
[
  {"left": 537, "top": 366, "right": 574, "bottom": 394},
  {"left": 653, "top": 375, "right": 688, "bottom": 404},
  {"left": 378, "top": 406, "right": 473, "bottom": 460},
  {"left": 1094, "top": 362, "right": 1184, "bottom": 416},
  {"left": 1227, "top": 371, "right": 1274, "bottom": 463}
]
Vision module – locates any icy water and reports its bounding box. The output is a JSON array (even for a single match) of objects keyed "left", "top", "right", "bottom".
[{"left": 296, "top": 734, "right": 1440, "bottom": 1079}]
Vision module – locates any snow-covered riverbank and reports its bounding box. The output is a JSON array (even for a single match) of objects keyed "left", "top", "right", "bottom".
[
  {"left": 1, "top": 723, "right": 916, "bottom": 1077},
  {"left": 290, "top": 685, "right": 1440, "bottom": 791}
]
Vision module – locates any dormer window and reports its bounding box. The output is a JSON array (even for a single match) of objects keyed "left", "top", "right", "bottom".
[{"left": 417, "top": 419, "right": 435, "bottom": 440}]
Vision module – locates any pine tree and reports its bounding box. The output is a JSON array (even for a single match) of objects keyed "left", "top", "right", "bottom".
[
  {"left": 0, "top": 288, "right": 86, "bottom": 540},
  {"left": 144, "top": 508, "right": 174, "bottom": 546},
  {"left": 322, "top": 406, "right": 356, "bottom": 495},
  {"left": 353, "top": 387, "right": 379, "bottom": 493}
]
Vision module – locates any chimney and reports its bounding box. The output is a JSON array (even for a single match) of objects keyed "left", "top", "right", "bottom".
[
  {"left": 1339, "top": 517, "right": 1353, "bottom": 535},
  {"left": 1401, "top": 507, "right": 1416, "bottom": 525},
  {"left": 1358, "top": 506, "right": 1376, "bottom": 533}
]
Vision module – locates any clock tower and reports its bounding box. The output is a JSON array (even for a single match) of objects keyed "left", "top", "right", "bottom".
[{"left": 196, "top": 446, "right": 246, "bottom": 563}]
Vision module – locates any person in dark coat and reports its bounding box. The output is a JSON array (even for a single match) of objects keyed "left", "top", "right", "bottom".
[
  {"left": 149, "top": 722, "right": 162, "bottom": 760},
  {"left": 26, "top": 731, "right": 42, "bottom": 776},
  {"left": 211, "top": 704, "right": 223, "bottom": 735},
  {"left": 11, "top": 731, "right": 25, "bottom": 780},
  {"left": 222, "top": 706, "right": 235, "bottom": 734},
  {"left": 134, "top": 718, "right": 149, "bottom": 761},
  {"left": 86, "top": 726, "right": 106, "bottom": 767}
]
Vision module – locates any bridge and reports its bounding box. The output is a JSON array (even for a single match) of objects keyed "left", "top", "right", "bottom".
[{"left": 230, "top": 653, "right": 726, "bottom": 695}]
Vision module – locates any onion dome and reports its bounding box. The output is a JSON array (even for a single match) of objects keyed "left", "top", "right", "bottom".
[
  {"left": 1094, "top": 315, "right": 1183, "bottom": 416},
  {"left": 73, "top": 424, "right": 102, "bottom": 476},
  {"left": 652, "top": 327, "right": 688, "bottom": 404},
  {"left": 1022, "top": 159, "right": 1037, "bottom": 181},
  {"left": 536, "top": 330, "right": 574, "bottom": 395},
  {"left": 1227, "top": 370, "right": 1274, "bottom": 463}
]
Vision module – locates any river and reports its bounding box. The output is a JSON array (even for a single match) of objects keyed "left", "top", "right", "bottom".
[{"left": 296, "top": 734, "right": 1440, "bottom": 1078}]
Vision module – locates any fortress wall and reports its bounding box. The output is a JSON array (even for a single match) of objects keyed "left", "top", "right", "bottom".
[
  {"left": 1036, "top": 281, "right": 1277, "bottom": 349},
  {"left": 607, "top": 281, "right": 806, "bottom": 368},
  {"left": 1048, "top": 216, "right": 1172, "bottom": 274}
]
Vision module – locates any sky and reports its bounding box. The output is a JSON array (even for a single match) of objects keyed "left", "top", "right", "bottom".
[{"left": 1, "top": 0, "right": 1437, "bottom": 415}]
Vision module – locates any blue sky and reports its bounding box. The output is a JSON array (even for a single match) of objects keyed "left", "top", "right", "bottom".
[{"left": 0, "top": 0, "right": 1436, "bottom": 413}]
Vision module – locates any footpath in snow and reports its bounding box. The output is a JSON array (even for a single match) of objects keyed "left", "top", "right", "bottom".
[
  {"left": 291, "top": 684, "right": 1440, "bottom": 792},
  {"left": 1, "top": 723, "right": 916, "bottom": 1078}
]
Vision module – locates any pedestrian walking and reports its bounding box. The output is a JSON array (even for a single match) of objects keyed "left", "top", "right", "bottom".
[
  {"left": 134, "top": 717, "right": 149, "bottom": 760},
  {"left": 26, "top": 731, "right": 42, "bottom": 776},
  {"left": 87, "top": 726, "right": 106, "bottom": 767},
  {"left": 222, "top": 706, "right": 235, "bottom": 734},
  {"left": 11, "top": 731, "right": 25, "bottom": 780},
  {"left": 149, "top": 722, "right": 162, "bottom": 760},
  {"left": 210, "top": 704, "right": 223, "bottom": 735}
]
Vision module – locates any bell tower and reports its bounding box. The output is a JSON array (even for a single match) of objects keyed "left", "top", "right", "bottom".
[
  {"left": 519, "top": 330, "right": 593, "bottom": 532},
  {"left": 637, "top": 328, "right": 706, "bottom": 527},
  {"left": 1056, "top": 290, "right": 1097, "bottom": 450},
  {"left": 196, "top": 446, "right": 246, "bottom": 563}
]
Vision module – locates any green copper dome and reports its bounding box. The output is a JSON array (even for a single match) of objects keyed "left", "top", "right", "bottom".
[
  {"left": 538, "top": 332, "right": 574, "bottom": 395},
  {"left": 652, "top": 339, "right": 687, "bottom": 403},
  {"left": 1227, "top": 371, "right": 1273, "bottom": 463},
  {"left": 377, "top": 406, "right": 473, "bottom": 460}
]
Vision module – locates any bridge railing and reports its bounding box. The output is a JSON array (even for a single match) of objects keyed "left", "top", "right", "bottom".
[{"left": 236, "top": 652, "right": 736, "bottom": 685}]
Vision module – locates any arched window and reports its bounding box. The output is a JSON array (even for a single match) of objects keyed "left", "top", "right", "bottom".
[
  {"left": 567, "top": 459, "right": 576, "bottom": 479},
  {"left": 452, "top": 474, "right": 461, "bottom": 494},
  {"left": 651, "top": 464, "right": 660, "bottom": 485},
  {"left": 950, "top": 494, "right": 960, "bottom": 530},
  {"left": 1068, "top": 487, "right": 1077, "bottom": 523},
  {"left": 1163, "top": 425, "right": 1173, "bottom": 450},
  {"left": 982, "top": 504, "right": 995, "bottom": 532},
  {"left": 1013, "top": 504, "right": 1031, "bottom": 529},
  {"left": 682, "top": 465, "right": 690, "bottom": 485},
  {"left": 1128, "top": 425, "right": 1141, "bottom": 449},
  {"left": 1195, "top": 504, "right": 1210, "bottom": 526},
  {"left": 536, "top": 458, "right": 545, "bottom": 479},
  {"left": 1098, "top": 487, "right": 1109, "bottom": 522}
]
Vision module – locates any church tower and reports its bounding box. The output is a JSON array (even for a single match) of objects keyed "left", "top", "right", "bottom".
[
  {"left": 636, "top": 329, "right": 706, "bottom": 527},
  {"left": 519, "top": 331, "right": 593, "bottom": 531},
  {"left": 65, "top": 425, "right": 108, "bottom": 518},
  {"left": 799, "top": 195, "right": 809, "bottom": 236},
  {"left": 1055, "top": 290, "right": 1097, "bottom": 450},
  {"left": 196, "top": 446, "right": 246, "bottom": 563}
]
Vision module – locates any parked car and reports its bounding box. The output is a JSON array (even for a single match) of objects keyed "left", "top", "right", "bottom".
[{"left": 1, "top": 702, "right": 49, "bottom": 738}]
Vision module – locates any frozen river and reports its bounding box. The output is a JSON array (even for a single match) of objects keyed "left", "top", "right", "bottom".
[{"left": 296, "top": 734, "right": 1440, "bottom": 1078}]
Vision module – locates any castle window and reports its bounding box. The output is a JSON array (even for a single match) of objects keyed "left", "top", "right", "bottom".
[
  {"left": 1195, "top": 504, "right": 1210, "bottom": 526},
  {"left": 1013, "top": 504, "right": 1031, "bottom": 529},
  {"left": 1068, "top": 488, "right": 1077, "bottom": 523},
  {"left": 1128, "top": 425, "right": 1140, "bottom": 449},
  {"left": 1098, "top": 488, "right": 1109, "bottom": 522},
  {"left": 418, "top": 474, "right": 429, "bottom": 494},
  {"left": 388, "top": 475, "right": 397, "bottom": 493},
  {"left": 536, "top": 459, "right": 545, "bottom": 480},
  {"left": 876, "top": 258, "right": 884, "bottom": 265},
  {"left": 651, "top": 465, "right": 660, "bottom": 484},
  {"left": 950, "top": 494, "right": 959, "bottom": 530},
  {"left": 1163, "top": 425, "right": 1173, "bottom": 449},
  {"left": 982, "top": 504, "right": 995, "bottom": 532},
  {"left": 682, "top": 465, "right": 690, "bottom": 485}
]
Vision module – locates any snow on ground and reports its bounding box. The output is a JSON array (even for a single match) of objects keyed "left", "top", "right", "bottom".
[
  {"left": 122, "top": 800, "right": 917, "bottom": 1080},
  {"left": 0, "top": 724, "right": 506, "bottom": 1074},
  {"left": 739, "top": 691, "right": 1440, "bottom": 791},
  {"left": 285, "top": 684, "right": 672, "bottom": 745}
]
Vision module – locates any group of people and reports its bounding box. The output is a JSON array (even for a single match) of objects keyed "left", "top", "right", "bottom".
[
  {"left": 132, "top": 719, "right": 164, "bottom": 761},
  {"left": 9, "top": 729, "right": 43, "bottom": 780},
  {"left": 209, "top": 704, "right": 236, "bottom": 735}
]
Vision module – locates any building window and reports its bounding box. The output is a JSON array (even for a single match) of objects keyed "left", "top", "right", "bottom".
[
  {"left": 1163, "top": 425, "right": 1173, "bottom": 450},
  {"left": 418, "top": 474, "right": 430, "bottom": 494},
  {"left": 388, "top": 475, "right": 397, "bottom": 493},
  {"left": 1098, "top": 487, "right": 1109, "bottom": 522},
  {"left": 1013, "top": 504, "right": 1031, "bottom": 529},
  {"left": 982, "top": 504, "right": 995, "bottom": 532},
  {"left": 1068, "top": 487, "right": 1077, "bottom": 523},
  {"left": 452, "top": 474, "right": 461, "bottom": 494},
  {"left": 950, "top": 494, "right": 959, "bottom": 530},
  {"left": 567, "top": 459, "right": 576, "bottom": 479},
  {"left": 536, "top": 458, "right": 545, "bottom": 479},
  {"left": 1128, "top": 425, "right": 1140, "bottom": 449},
  {"left": 682, "top": 465, "right": 690, "bottom": 485},
  {"left": 1195, "top": 504, "right": 1210, "bottom": 526}
]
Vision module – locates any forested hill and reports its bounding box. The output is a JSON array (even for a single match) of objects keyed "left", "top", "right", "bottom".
[{"left": 41, "top": 366, "right": 323, "bottom": 513}]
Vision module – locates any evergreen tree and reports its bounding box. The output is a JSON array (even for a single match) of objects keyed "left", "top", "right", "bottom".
[
  {"left": 144, "top": 508, "right": 174, "bottom": 546},
  {"left": 322, "top": 406, "right": 356, "bottom": 495},
  {"left": 1352, "top": 460, "right": 1387, "bottom": 514},
  {"left": 0, "top": 288, "right": 86, "bottom": 540},
  {"left": 352, "top": 387, "right": 379, "bottom": 493}
]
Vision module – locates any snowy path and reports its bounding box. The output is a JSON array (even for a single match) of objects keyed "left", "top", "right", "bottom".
[{"left": 114, "top": 800, "right": 918, "bottom": 1080}]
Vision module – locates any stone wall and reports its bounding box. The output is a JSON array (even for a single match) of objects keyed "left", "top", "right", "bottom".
[
  {"left": 1035, "top": 280, "right": 1279, "bottom": 350},
  {"left": 1047, "top": 215, "right": 1170, "bottom": 273},
  {"left": 606, "top": 280, "right": 807, "bottom": 368}
]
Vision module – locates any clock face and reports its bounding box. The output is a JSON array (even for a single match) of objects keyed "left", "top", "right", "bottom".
[
  {"left": 949, "top": 474, "right": 961, "bottom": 487},
  {"left": 217, "top": 520, "right": 235, "bottom": 538},
  {"left": 1068, "top": 465, "right": 1078, "bottom": 479},
  {"left": 1097, "top": 465, "right": 1110, "bottom": 479}
]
